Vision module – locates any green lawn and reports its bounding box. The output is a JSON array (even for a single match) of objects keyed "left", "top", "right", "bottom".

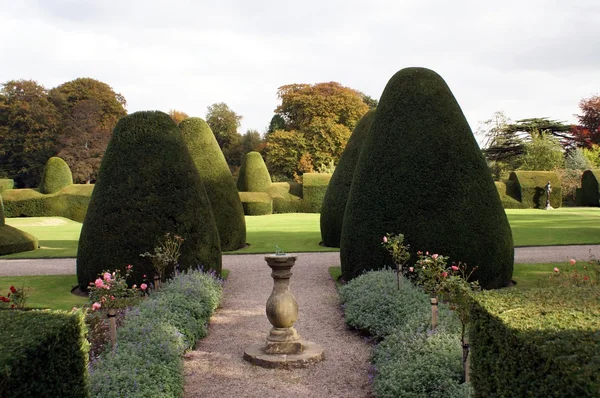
[
  {"left": 0, "top": 274, "right": 87, "bottom": 311},
  {"left": 3, "top": 208, "right": 600, "bottom": 259}
]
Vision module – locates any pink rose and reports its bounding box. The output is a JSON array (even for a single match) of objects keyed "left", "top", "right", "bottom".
[
  {"left": 425, "top": 251, "right": 429, "bottom": 255},
  {"left": 417, "top": 251, "right": 423, "bottom": 255},
  {"left": 110, "top": 295, "right": 115, "bottom": 300},
  {"left": 127, "top": 264, "right": 133, "bottom": 270},
  {"left": 94, "top": 278, "right": 104, "bottom": 288},
  {"left": 431, "top": 254, "right": 438, "bottom": 260},
  {"left": 554, "top": 267, "right": 559, "bottom": 273},
  {"left": 441, "top": 271, "right": 448, "bottom": 278},
  {"left": 92, "top": 302, "right": 101, "bottom": 311},
  {"left": 569, "top": 259, "right": 576, "bottom": 265},
  {"left": 132, "top": 284, "right": 137, "bottom": 289},
  {"left": 103, "top": 272, "right": 111, "bottom": 281},
  {"left": 383, "top": 236, "right": 388, "bottom": 243},
  {"left": 141, "top": 283, "right": 148, "bottom": 291},
  {"left": 451, "top": 265, "right": 459, "bottom": 271},
  {"left": 409, "top": 267, "right": 414, "bottom": 272}
]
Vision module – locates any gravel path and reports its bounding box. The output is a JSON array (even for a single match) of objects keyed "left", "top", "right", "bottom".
[{"left": 183, "top": 252, "right": 372, "bottom": 398}]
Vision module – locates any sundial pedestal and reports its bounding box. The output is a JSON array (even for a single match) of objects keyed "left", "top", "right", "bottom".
[{"left": 243, "top": 254, "right": 324, "bottom": 368}]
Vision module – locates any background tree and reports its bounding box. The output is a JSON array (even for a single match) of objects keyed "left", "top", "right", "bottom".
[
  {"left": 0, "top": 80, "right": 60, "bottom": 187},
  {"left": 265, "top": 130, "right": 309, "bottom": 178},
  {"left": 570, "top": 95, "right": 600, "bottom": 147},
  {"left": 518, "top": 131, "right": 564, "bottom": 170},
  {"left": 168, "top": 109, "right": 189, "bottom": 125},
  {"left": 205, "top": 102, "right": 243, "bottom": 169},
  {"left": 49, "top": 78, "right": 127, "bottom": 183},
  {"left": 267, "top": 82, "right": 370, "bottom": 178},
  {"left": 266, "top": 114, "right": 286, "bottom": 135},
  {"left": 241, "top": 129, "right": 264, "bottom": 155}
]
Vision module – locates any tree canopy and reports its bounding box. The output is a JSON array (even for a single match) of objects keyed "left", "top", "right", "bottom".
[{"left": 570, "top": 95, "right": 600, "bottom": 147}]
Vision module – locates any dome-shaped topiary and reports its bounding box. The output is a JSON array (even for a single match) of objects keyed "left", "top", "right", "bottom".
[
  {"left": 39, "top": 157, "right": 73, "bottom": 194},
  {"left": 76, "top": 111, "right": 221, "bottom": 290},
  {"left": 340, "top": 67, "right": 514, "bottom": 289},
  {"left": 179, "top": 117, "right": 246, "bottom": 251},
  {"left": 0, "top": 194, "right": 39, "bottom": 255},
  {"left": 237, "top": 151, "right": 272, "bottom": 192},
  {"left": 320, "top": 109, "right": 376, "bottom": 247}
]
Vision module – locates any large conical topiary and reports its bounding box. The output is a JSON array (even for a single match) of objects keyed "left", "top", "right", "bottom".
[
  {"left": 179, "top": 117, "right": 246, "bottom": 251},
  {"left": 39, "top": 157, "right": 73, "bottom": 194},
  {"left": 340, "top": 67, "right": 514, "bottom": 289},
  {"left": 320, "top": 109, "right": 376, "bottom": 247},
  {"left": 0, "top": 195, "right": 38, "bottom": 255},
  {"left": 76, "top": 111, "right": 221, "bottom": 291},
  {"left": 237, "top": 151, "right": 272, "bottom": 192}
]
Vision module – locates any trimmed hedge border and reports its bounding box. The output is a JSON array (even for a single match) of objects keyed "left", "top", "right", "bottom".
[
  {"left": 508, "top": 171, "right": 562, "bottom": 209},
  {"left": 469, "top": 287, "right": 600, "bottom": 397},
  {"left": 494, "top": 181, "right": 525, "bottom": 209},
  {"left": 0, "top": 179, "right": 14, "bottom": 193},
  {"left": 0, "top": 310, "right": 89, "bottom": 397},
  {"left": 89, "top": 269, "right": 223, "bottom": 398},
  {"left": 300, "top": 173, "right": 332, "bottom": 213},
  {"left": 580, "top": 169, "right": 600, "bottom": 207},
  {"left": 239, "top": 192, "right": 273, "bottom": 215}
]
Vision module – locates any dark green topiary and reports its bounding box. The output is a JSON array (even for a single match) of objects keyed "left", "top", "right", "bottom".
[
  {"left": 236, "top": 152, "right": 272, "bottom": 192},
  {"left": 39, "top": 157, "right": 73, "bottom": 194},
  {"left": 0, "top": 194, "right": 38, "bottom": 255},
  {"left": 580, "top": 169, "right": 600, "bottom": 206},
  {"left": 495, "top": 181, "right": 525, "bottom": 209},
  {"left": 508, "top": 171, "right": 562, "bottom": 208},
  {"left": 300, "top": 173, "right": 332, "bottom": 212},
  {"left": 320, "top": 110, "right": 376, "bottom": 247},
  {"left": 76, "top": 111, "right": 221, "bottom": 291},
  {"left": 179, "top": 117, "right": 246, "bottom": 251},
  {"left": 238, "top": 192, "right": 273, "bottom": 215},
  {"left": 340, "top": 67, "right": 514, "bottom": 289}
]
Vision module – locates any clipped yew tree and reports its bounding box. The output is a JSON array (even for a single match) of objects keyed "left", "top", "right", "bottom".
[
  {"left": 77, "top": 111, "right": 221, "bottom": 290},
  {"left": 179, "top": 117, "right": 246, "bottom": 251},
  {"left": 237, "top": 151, "right": 272, "bottom": 192},
  {"left": 340, "top": 67, "right": 514, "bottom": 289},
  {"left": 320, "top": 109, "right": 376, "bottom": 247},
  {"left": 39, "top": 157, "right": 73, "bottom": 194}
]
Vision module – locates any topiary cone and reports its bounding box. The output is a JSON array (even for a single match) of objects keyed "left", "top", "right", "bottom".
[
  {"left": 320, "top": 109, "right": 376, "bottom": 247},
  {"left": 76, "top": 111, "right": 221, "bottom": 291},
  {"left": 237, "top": 151, "right": 272, "bottom": 192},
  {"left": 340, "top": 67, "right": 514, "bottom": 289},
  {"left": 179, "top": 117, "right": 246, "bottom": 251},
  {"left": 39, "top": 157, "right": 73, "bottom": 194}
]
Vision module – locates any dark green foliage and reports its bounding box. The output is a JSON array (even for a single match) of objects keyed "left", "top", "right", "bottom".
[
  {"left": 494, "top": 181, "right": 525, "bottom": 209},
  {"left": 0, "top": 179, "right": 14, "bottom": 193},
  {"left": 321, "top": 110, "right": 376, "bottom": 247},
  {"left": 39, "top": 156, "right": 73, "bottom": 194},
  {"left": 2, "top": 185, "right": 93, "bottom": 222},
  {"left": 237, "top": 151, "right": 272, "bottom": 192},
  {"left": 90, "top": 270, "right": 222, "bottom": 397},
  {"left": 300, "top": 173, "right": 332, "bottom": 212},
  {"left": 179, "top": 117, "right": 246, "bottom": 251},
  {"left": 469, "top": 287, "right": 600, "bottom": 397},
  {"left": 580, "top": 169, "right": 600, "bottom": 206},
  {"left": 238, "top": 192, "right": 273, "bottom": 215},
  {"left": 340, "top": 67, "right": 514, "bottom": 289},
  {"left": 508, "top": 171, "right": 562, "bottom": 208},
  {"left": 77, "top": 111, "right": 221, "bottom": 291},
  {"left": 0, "top": 310, "right": 89, "bottom": 397}
]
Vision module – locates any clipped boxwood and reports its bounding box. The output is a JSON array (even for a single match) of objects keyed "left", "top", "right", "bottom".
[
  {"left": 0, "top": 179, "right": 14, "bottom": 193},
  {"left": 494, "top": 181, "right": 525, "bottom": 209},
  {"left": 321, "top": 109, "right": 376, "bottom": 247},
  {"left": 180, "top": 118, "right": 246, "bottom": 251},
  {"left": 508, "top": 171, "right": 562, "bottom": 208},
  {"left": 268, "top": 182, "right": 302, "bottom": 213},
  {"left": 300, "top": 173, "right": 332, "bottom": 213},
  {"left": 237, "top": 151, "right": 272, "bottom": 192},
  {"left": 0, "top": 194, "right": 38, "bottom": 255},
  {"left": 340, "top": 67, "right": 514, "bottom": 289},
  {"left": 239, "top": 191, "right": 273, "bottom": 215},
  {"left": 39, "top": 156, "right": 73, "bottom": 194},
  {"left": 469, "top": 287, "right": 600, "bottom": 397},
  {"left": 77, "top": 111, "right": 222, "bottom": 291},
  {"left": 580, "top": 169, "right": 600, "bottom": 206},
  {"left": 0, "top": 310, "right": 89, "bottom": 397},
  {"left": 2, "top": 185, "right": 93, "bottom": 222}
]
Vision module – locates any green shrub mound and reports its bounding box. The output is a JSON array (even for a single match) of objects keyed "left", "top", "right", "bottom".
[
  {"left": 39, "top": 157, "right": 73, "bottom": 194},
  {"left": 0, "top": 179, "right": 13, "bottom": 193},
  {"left": 469, "top": 287, "right": 600, "bottom": 397},
  {"left": 494, "top": 181, "right": 525, "bottom": 209},
  {"left": 508, "top": 171, "right": 562, "bottom": 208},
  {"left": 2, "top": 184, "right": 93, "bottom": 222},
  {"left": 0, "top": 310, "right": 89, "bottom": 397},
  {"left": 77, "top": 111, "right": 221, "bottom": 291},
  {"left": 301, "top": 173, "right": 332, "bottom": 212},
  {"left": 90, "top": 270, "right": 222, "bottom": 398},
  {"left": 580, "top": 169, "right": 600, "bottom": 206},
  {"left": 340, "top": 67, "right": 514, "bottom": 289},
  {"left": 268, "top": 182, "right": 302, "bottom": 213},
  {"left": 239, "top": 192, "right": 273, "bottom": 215},
  {"left": 237, "top": 151, "right": 272, "bottom": 192},
  {"left": 0, "top": 194, "right": 38, "bottom": 255},
  {"left": 179, "top": 117, "right": 246, "bottom": 251},
  {"left": 321, "top": 109, "right": 376, "bottom": 247}
]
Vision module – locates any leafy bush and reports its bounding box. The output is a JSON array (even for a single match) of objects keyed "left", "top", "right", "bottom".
[
  {"left": 89, "top": 269, "right": 222, "bottom": 398},
  {"left": 321, "top": 109, "right": 375, "bottom": 247},
  {"left": 238, "top": 192, "right": 273, "bottom": 215},
  {"left": 77, "top": 111, "right": 222, "bottom": 291},
  {"left": 580, "top": 169, "right": 600, "bottom": 206},
  {"left": 469, "top": 287, "right": 600, "bottom": 397},
  {"left": 558, "top": 169, "right": 583, "bottom": 206},
  {"left": 518, "top": 132, "right": 564, "bottom": 171},
  {"left": 340, "top": 67, "right": 514, "bottom": 289},
  {"left": 565, "top": 148, "right": 592, "bottom": 170},
  {"left": 180, "top": 118, "right": 246, "bottom": 251},
  {"left": 39, "top": 156, "right": 73, "bottom": 194},
  {"left": 508, "top": 170, "right": 562, "bottom": 208},
  {"left": 237, "top": 151, "right": 272, "bottom": 192},
  {"left": 0, "top": 310, "right": 89, "bottom": 397}
]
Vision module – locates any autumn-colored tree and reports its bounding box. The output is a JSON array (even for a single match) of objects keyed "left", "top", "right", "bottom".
[
  {"left": 49, "top": 78, "right": 127, "bottom": 183},
  {"left": 268, "top": 82, "right": 370, "bottom": 178},
  {"left": 265, "top": 130, "right": 309, "bottom": 178},
  {"left": 0, "top": 80, "right": 60, "bottom": 187},
  {"left": 168, "top": 109, "right": 189, "bottom": 125},
  {"left": 570, "top": 95, "right": 600, "bottom": 147}
]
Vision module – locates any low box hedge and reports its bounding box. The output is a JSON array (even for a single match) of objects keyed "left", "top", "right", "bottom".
[
  {"left": 238, "top": 191, "right": 272, "bottom": 215},
  {"left": 469, "top": 287, "right": 600, "bottom": 397},
  {"left": 0, "top": 225, "right": 38, "bottom": 255},
  {"left": 0, "top": 309, "right": 89, "bottom": 397},
  {"left": 300, "top": 173, "right": 331, "bottom": 213},
  {"left": 0, "top": 179, "right": 14, "bottom": 193},
  {"left": 508, "top": 171, "right": 562, "bottom": 208}
]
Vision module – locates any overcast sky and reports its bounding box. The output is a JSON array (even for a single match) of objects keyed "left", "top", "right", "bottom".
[{"left": 1, "top": 0, "right": 599, "bottom": 145}]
